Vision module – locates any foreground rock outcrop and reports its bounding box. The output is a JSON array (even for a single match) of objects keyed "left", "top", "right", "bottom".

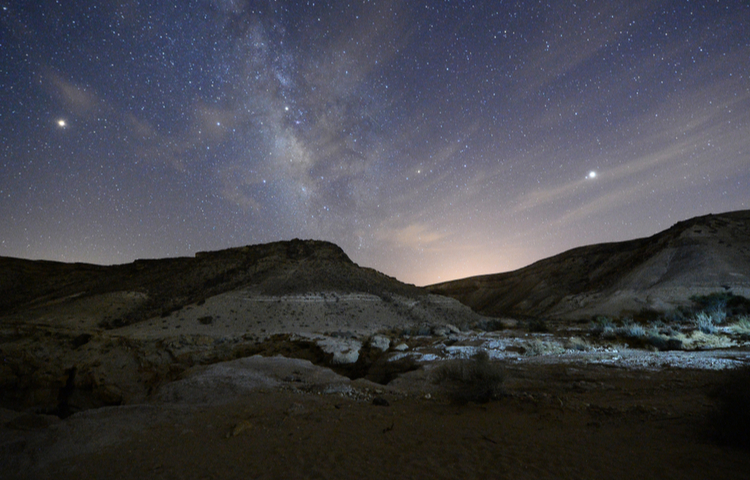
[{"left": 427, "top": 210, "right": 750, "bottom": 319}]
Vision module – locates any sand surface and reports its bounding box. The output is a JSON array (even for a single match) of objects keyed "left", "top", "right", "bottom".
[{"left": 3, "top": 360, "right": 749, "bottom": 480}]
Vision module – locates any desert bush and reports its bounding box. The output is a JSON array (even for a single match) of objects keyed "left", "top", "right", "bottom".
[
  {"left": 708, "top": 366, "right": 750, "bottom": 449},
  {"left": 524, "top": 339, "right": 565, "bottom": 356},
  {"left": 590, "top": 316, "right": 613, "bottom": 333},
  {"left": 690, "top": 292, "right": 750, "bottom": 318},
  {"left": 564, "top": 336, "right": 590, "bottom": 351},
  {"left": 653, "top": 320, "right": 679, "bottom": 337},
  {"left": 617, "top": 319, "right": 646, "bottom": 339},
  {"left": 432, "top": 351, "right": 505, "bottom": 404},
  {"left": 730, "top": 317, "right": 750, "bottom": 337},
  {"left": 590, "top": 316, "right": 617, "bottom": 339},
  {"left": 693, "top": 311, "right": 718, "bottom": 334},
  {"left": 691, "top": 292, "right": 731, "bottom": 313},
  {"left": 666, "top": 307, "right": 691, "bottom": 324},
  {"left": 645, "top": 333, "right": 683, "bottom": 351},
  {"left": 679, "top": 331, "right": 735, "bottom": 350}
]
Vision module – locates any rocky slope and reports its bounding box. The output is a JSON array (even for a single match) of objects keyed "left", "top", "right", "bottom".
[
  {"left": 1, "top": 239, "right": 423, "bottom": 327},
  {"left": 0, "top": 239, "right": 488, "bottom": 415},
  {"left": 427, "top": 210, "right": 750, "bottom": 319}
]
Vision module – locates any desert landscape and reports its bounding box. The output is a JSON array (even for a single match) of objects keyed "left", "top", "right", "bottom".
[{"left": 2, "top": 211, "right": 750, "bottom": 479}]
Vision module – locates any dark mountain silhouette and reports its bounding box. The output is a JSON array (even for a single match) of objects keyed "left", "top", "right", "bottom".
[{"left": 427, "top": 210, "right": 750, "bottom": 319}]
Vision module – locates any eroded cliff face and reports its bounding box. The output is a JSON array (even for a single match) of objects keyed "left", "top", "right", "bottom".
[{"left": 427, "top": 210, "right": 750, "bottom": 319}]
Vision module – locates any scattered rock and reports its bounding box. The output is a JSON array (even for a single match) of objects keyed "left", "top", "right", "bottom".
[
  {"left": 446, "top": 324, "right": 462, "bottom": 334},
  {"left": 315, "top": 337, "right": 362, "bottom": 364},
  {"left": 369, "top": 335, "right": 391, "bottom": 352}
]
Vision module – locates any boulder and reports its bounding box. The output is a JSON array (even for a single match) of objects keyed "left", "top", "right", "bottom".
[
  {"left": 369, "top": 335, "right": 391, "bottom": 352},
  {"left": 315, "top": 337, "right": 362, "bottom": 364}
]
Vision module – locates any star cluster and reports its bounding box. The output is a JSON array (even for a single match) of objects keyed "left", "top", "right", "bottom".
[{"left": 1, "top": 1, "right": 748, "bottom": 285}]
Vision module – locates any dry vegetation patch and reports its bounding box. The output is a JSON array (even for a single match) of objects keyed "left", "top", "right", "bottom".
[{"left": 431, "top": 351, "right": 505, "bottom": 404}]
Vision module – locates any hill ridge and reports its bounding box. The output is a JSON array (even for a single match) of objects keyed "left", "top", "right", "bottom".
[
  {"left": 0, "top": 238, "right": 422, "bottom": 326},
  {"left": 427, "top": 209, "right": 750, "bottom": 319}
]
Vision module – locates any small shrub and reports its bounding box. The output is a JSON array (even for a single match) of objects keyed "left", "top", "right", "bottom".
[
  {"left": 646, "top": 333, "right": 668, "bottom": 351},
  {"left": 691, "top": 292, "right": 732, "bottom": 312},
  {"left": 565, "top": 336, "right": 590, "bottom": 351},
  {"left": 691, "top": 292, "right": 750, "bottom": 317},
  {"left": 617, "top": 320, "right": 646, "bottom": 338},
  {"left": 589, "top": 316, "right": 617, "bottom": 339},
  {"left": 655, "top": 321, "right": 679, "bottom": 337},
  {"left": 708, "top": 307, "right": 727, "bottom": 325},
  {"left": 524, "top": 339, "right": 565, "bottom": 356},
  {"left": 693, "top": 311, "right": 718, "bottom": 334},
  {"left": 730, "top": 317, "right": 750, "bottom": 337},
  {"left": 667, "top": 308, "right": 692, "bottom": 324},
  {"left": 645, "top": 333, "right": 683, "bottom": 351},
  {"left": 432, "top": 351, "right": 505, "bottom": 404},
  {"left": 600, "top": 326, "right": 617, "bottom": 339},
  {"left": 590, "top": 316, "right": 614, "bottom": 336},
  {"left": 680, "top": 331, "right": 735, "bottom": 350}
]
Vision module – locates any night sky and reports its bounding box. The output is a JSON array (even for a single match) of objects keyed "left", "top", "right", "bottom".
[{"left": 1, "top": 1, "right": 748, "bottom": 285}]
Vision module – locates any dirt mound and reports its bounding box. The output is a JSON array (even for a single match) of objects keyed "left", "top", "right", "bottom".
[{"left": 427, "top": 210, "right": 750, "bottom": 319}]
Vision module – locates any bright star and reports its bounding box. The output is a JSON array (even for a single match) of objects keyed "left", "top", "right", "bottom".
[
  {"left": 57, "top": 119, "right": 67, "bottom": 128},
  {"left": 587, "top": 171, "right": 597, "bottom": 179}
]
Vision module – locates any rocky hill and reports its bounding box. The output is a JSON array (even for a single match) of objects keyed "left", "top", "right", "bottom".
[
  {"left": 0, "top": 239, "right": 424, "bottom": 328},
  {"left": 0, "top": 239, "right": 488, "bottom": 415},
  {"left": 427, "top": 210, "right": 750, "bottom": 319}
]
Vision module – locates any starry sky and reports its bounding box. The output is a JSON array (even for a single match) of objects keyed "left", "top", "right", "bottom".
[{"left": 1, "top": 1, "right": 748, "bottom": 286}]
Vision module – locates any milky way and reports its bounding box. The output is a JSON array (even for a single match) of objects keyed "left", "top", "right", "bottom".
[{"left": 1, "top": 1, "right": 748, "bottom": 285}]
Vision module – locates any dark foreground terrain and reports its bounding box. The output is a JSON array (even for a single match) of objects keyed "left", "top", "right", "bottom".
[{"left": 3, "top": 361, "right": 749, "bottom": 480}]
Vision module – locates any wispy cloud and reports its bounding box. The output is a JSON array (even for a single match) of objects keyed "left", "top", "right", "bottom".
[
  {"left": 43, "top": 69, "right": 101, "bottom": 117},
  {"left": 376, "top": 222, "right": 448, "bottom": 251}
]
